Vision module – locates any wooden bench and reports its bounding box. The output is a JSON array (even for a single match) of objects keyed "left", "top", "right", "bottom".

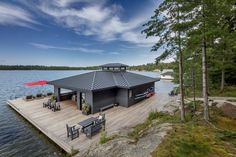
[{"left": 100, "top": 104, "right": 115, "bottom": 112}]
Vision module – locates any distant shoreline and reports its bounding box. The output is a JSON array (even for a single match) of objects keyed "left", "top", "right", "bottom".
[
  {"left": 0, "top": 63, "right": 174, "bottom": 71},
  {"left": 0, "top": 65, "right": 99, "bottom": 70}
]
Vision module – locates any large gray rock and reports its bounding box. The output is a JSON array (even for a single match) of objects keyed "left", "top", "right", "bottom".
[{"left": 78, "top": 123, "right": 172, "bottom": 157}]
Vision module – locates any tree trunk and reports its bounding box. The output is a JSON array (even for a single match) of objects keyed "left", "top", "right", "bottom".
[
  {"left": 179, "top": 48, "right": 185, "bottom": 122},
  {"left": 220, "top": 56, "right": 225, "bottom": 92},
  {"left": 202, "top": 1, "right": 209, "bottom": 121},
  {"left": 202, "top": 37, "right": 209, "bottom": 121},
  {"left": 192, "top": 52, "right": 196, "bottom": 111},
  {"left": 177, "top": 4, "right": 185, "bottom": 122}
]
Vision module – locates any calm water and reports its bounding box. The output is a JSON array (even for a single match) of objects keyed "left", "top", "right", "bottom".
[{"left": 0, "top": 70, "right": 175, "bottom": 157}]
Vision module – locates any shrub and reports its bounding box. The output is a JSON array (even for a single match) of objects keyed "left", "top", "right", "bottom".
[
  {"left": 100, "top": 130, "right": 108, "bottom": 144},
  {"left": 99, "top": 127, "right": 115, "bottom": 144},
  {"left": 174, "top": 137, "right": 209, "bottom": 157},
  {"left": 82, "top": 103, "right": 90, "bottom": 113},
  {"left": 50, "top": 94, "right": 56, "bottom": 101}
]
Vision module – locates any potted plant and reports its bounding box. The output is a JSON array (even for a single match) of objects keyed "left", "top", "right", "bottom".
[
  {"left": 50, "top": 94, "right": 57, "bottom": 101},
  {"left": 82, "top": 103, "right": 91, "bottom": 115}
]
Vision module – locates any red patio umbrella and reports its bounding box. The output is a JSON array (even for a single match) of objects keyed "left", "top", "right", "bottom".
[{"left": 24, "top": 80, "right": 48, "bottom": 86}]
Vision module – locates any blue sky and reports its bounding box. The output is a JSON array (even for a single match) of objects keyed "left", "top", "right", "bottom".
[{"left": 0, "top": 0, "right": 170, "bottom": 66}]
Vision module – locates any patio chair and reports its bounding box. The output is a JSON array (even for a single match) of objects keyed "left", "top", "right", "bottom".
[
  {"left": 35, "top": 93, "right": 43, "bottom": 99},
  {"left": 84, "top": 119, "right": 106, "bottom": 138},
  {"left": 52, "top": 102, "right": 61, "bottom": 112},
  {"left": 23, "top": 95, "right": 34, "bottom": 101},
  {"left": 43, "top": 99, "right": 51, "bottom": 108},
  {"left": 168, "top": 90, "right": 175, "bottom": 96},
  {"left": 66, "top": 124, "right": 80, "bottom": 140},
  {"left": 48, "top": 100, "right": 56, "bottom": 109},
  {"left": 47, "top": 92, "right": 53, "bottom": 96}
]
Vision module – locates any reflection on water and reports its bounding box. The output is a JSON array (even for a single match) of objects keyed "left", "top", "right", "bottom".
[{"left": 0, "top": 70, "right": 174, "bottom": 156}]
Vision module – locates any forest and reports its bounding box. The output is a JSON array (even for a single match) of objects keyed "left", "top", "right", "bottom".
[
  {"left": 142, "top": 0, "right": 236, "bottom": 121},
  {"left": 129, "top": 62, "right": 175, "bottom": 71},
  {"left": 140, "top": 1, "right": 236, "bottom": 156}
]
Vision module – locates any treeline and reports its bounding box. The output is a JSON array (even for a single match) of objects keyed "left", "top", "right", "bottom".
[
  {"left": 129, "top": 62, "right": 175, "bottom": 71},
  {"left": 143, "top": 0, "right": 236, "bottom": 121},
  {"left": 0, "top": 63, "right": 175, "bottom": 71},
  {"left": 0, "top": 65, "right": 99, "bottom": 70}
]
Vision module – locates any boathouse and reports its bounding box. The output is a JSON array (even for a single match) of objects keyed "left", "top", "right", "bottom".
[{"left": 48, "top": 63, "right": 159, "bottom": 114}]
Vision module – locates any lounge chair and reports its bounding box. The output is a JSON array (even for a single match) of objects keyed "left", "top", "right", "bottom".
[
  {"left": 35, "top": 93, "right": 43, "bottom": 99},
  {"left": 84, "top": 118, "right": 106, "bottom": 138},
  {"left": 169, "top": 87, "right": 179, "bottom": 96},
  {"left": 66, "top": 124, "right": 80, "bottom": 140},
  {"left": 168, "top": 90, "right": 175, "bottom": 96},
  {"left": 47, "top": 92, "right": 53, "bottom": 96},
  {"left": 52, "top": 102, "right": 61, "bottom": 112},
  {"left": 23, "top": 95, "right": 34, "bottom": 101}
]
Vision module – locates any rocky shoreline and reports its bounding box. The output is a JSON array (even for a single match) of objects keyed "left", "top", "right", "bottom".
[{"left": 77, "top": 99, "right": 180, "bottom": 157}]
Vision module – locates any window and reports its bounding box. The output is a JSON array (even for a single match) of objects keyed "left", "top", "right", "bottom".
[{"left": 129, "top": 90, "right": 132, "bottom": 98}]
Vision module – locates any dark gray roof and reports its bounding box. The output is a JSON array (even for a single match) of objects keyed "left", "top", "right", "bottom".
[
  {"left": 48, "top": 71, "right": 159, "bottom": 91},
  {"left": 100, "top": 63, "right": 128, "bottom": 68}
]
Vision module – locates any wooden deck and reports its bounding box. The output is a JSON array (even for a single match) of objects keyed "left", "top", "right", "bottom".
[{"left": 7, "top": 93, "right": 173, "bottom": 154}]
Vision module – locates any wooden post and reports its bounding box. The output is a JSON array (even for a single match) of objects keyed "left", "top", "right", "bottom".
[
  {"left": 76, "top": 91, "right": 82, "bottom": 110},
  {"left": 54, "top": 87, "right": 61, "bottom": 102}
]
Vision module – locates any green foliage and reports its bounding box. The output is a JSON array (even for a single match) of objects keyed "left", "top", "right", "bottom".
[
  {"left": 209, "top": 86, "right": 236, "bottom": 97},
  {"left": 129, "top": 62, "right": 175, "bottom": 71},
  {"left": 174, "top": 137, "right": 209, "bottom": 157},
  {"left": 82, "top": 103, "right": 90, "bottom": 113},
  {"left": 148, "top": 111, "right": 179, "bottom": 123},
  {"left": 50, "top": 95, "right": 56, "bottom": 101},
  {"left": 99, "top": 130, "right": 108, "bottom": 144},
  {"left": 143, "top": 0, "right": 236, "bottom": 96},
  {"left": 217, "top": 130, "right": 236, "bottom": 141},
  {"left": 99, "top": 126, "right": 116, "bottom": 144},
  {"left": 142, "top": 1, "right": 187, "bottom": 62},
  {"left": 128, "top": 121, "right": 150, "bottom": 141},
  {"left": 152, "top": 108, "right": 236, "bottom": 157}
]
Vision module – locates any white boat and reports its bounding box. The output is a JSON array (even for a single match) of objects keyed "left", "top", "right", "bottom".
[{"left": 160, "top": 69, "right": 174, "bottom": 80}]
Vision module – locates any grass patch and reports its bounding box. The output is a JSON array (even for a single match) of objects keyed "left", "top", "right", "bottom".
[
  {"left": 151, "top": 105, "right": 236, "bottom": 157},
  {"left": 186, "top": 86, "right": 236, "bottom": 97},
  {"left": 99, "top": 128, "right": 117, "bottom": 144},
  {"left": 211, "top": 106, "right": 236, "bottom": 131},
  {"left": 210, "top": 86, "right": 236, "bottom": 97},
  {"left": 216, "top": 130, "right": 236, "bottom": 147}
]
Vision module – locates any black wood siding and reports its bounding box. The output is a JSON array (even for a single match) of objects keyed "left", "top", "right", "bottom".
[
  {"left": 128, "top": 82, "right": 155, "bottom": 106},
  {"left": 92, "top": 88, "right": 116, "bottom": 113}
]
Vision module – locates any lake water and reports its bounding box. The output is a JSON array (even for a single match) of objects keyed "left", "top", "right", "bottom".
[{"left": 0, "top": 70, "right": 175, "bottom": 157}]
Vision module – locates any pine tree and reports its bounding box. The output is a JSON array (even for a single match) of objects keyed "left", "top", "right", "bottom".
[{"left": 142, "top": 0, "right": 188, "bottom": 122}]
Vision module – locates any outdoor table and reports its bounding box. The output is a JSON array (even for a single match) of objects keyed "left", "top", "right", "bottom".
[{"left": 78, "top": 117, "right": 97, "bottom": 132}]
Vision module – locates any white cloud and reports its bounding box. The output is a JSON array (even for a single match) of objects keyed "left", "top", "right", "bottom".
[
  {"left": 0, "top": 2, "right": 38, "bottom": 28},
  {"left": 29, "top": 42, "right": 104, "bottom": 54},
  {"left": 33, "top": 0, "right": 157, "bottom": 46},
  {"left": 109, "top": 52, "right": 120, "bottom": 55},
  {"left": 50, "top": 0, "right": 105, "bottom": 7}
]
